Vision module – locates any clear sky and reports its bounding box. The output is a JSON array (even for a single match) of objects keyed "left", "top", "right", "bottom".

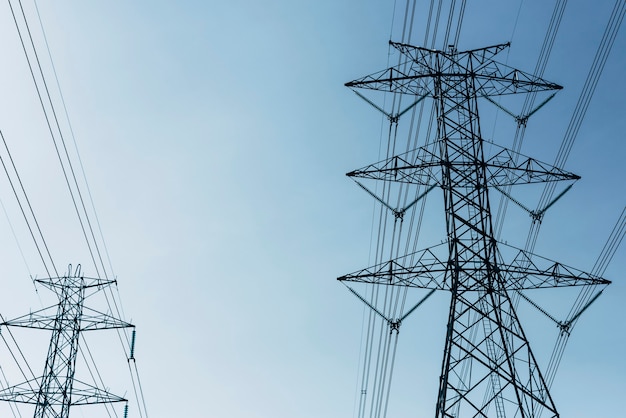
[{"left": 0, "top": 1, "right": 623, "bottom": 417}]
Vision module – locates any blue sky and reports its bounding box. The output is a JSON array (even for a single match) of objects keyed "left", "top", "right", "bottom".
[{"left": 0, "top": 1, "right": 623, "bottom": 417}]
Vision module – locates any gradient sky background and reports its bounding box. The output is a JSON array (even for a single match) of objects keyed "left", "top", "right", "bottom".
[{"left": 0, "top": 1, "right": 623, "bottom": 417}]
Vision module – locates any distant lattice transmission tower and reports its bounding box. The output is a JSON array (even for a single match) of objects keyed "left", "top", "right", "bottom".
[
  {"left": 0, "top": 265, "right": 133, "bottom": 418},
  {"left": 339, "top": 42, "right": 610, "bottom": 417}
]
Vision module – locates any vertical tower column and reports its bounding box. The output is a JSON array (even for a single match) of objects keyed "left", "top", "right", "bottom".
[
  {"left": 34, "top": 268, "right": 86, "bottom": 418},
  {"left": 432, "top": 51, "right": 553, "bottom": 417}
]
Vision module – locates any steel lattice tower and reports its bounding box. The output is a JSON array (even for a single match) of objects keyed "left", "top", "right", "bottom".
[
  {"left": 339, "top": 42, "right": 610, "bottom": 417},
  {"left": 0, "top": 265, "right": 133, "bottom": 418}
]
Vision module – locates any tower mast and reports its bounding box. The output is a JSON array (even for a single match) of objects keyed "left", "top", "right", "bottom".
[{"left": 339, "top": 41, "right": 610, "bottom": 417}]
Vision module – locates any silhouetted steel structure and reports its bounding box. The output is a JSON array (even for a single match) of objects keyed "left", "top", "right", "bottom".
[
  {"left": 0, "top": 265, "right": 133, "bottom": 418},
  {"left": 339, "top": 42, "right": 610, "bottom": 417}
]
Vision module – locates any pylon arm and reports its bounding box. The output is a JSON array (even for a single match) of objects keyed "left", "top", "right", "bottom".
[
  {"left": 345, "top": 66, "right": 433, "bottom": 96},
  {"left": 347, "top": 153, "right": 436, "bottom": 184},
  {"left": 485, "top": 147, "right": 580, "bottom": 185},
  {"left": 0, "top": 378, "right": 126, "bottom": 405},
  {"left": 1, "top": 306, "right": 133, "bottom": 330},
  {"left": 337, "top": 258, "right": 448, "bottom": 289},
  {"left": 338, "top": 242, "right": 610, "bottom": 290},
  {"left": 0, "top": 378, "right": 48, "bottom": 404},
  {"left": 390, "top": 40, "right": 510, "bottom": 67},
  {"left": 80, "top": 307, "right": 134, "bottom": 330},
  {"left": 345, "top": 41, "right": 561, "bottom": 96},
  {"left": 0, "top": 306, "right": 57, "bottom": 328},
  {"left": 338, "top": 243, "right": 450, "bottom": 289},
  {"left": 503, "top": 245, "right": 611, "bottom": 289},
  {"left": 36, "top": 275, "right": 116, "bottom": 293},
  {"left": 68, "top": 379, "right": 128, "bottom": 405},
  {"left": 347, "top": 141, "right": 579, "bottom": 186}
]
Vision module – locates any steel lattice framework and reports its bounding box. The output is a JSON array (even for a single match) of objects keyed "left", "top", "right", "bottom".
[
  {"left": 339, "top": 42, "right": 610, "bottom": 417},
  {"left": 0, "top": 265, "right": 133, "bottom": 418}
]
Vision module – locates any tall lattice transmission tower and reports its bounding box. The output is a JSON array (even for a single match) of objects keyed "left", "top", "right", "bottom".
[
  {"left": 338, "top": 39, "right": 612, "bottom": 417},
  {"left": 0, "top": 265, "right": 134, "bottom": 417}
]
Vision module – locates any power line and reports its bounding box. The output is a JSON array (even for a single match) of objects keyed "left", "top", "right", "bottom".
[{"left": 538, "top": 0, "right": 626, "bottom": 213}]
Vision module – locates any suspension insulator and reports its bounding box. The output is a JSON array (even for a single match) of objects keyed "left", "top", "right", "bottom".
[{"left": 130, "top": 329, "right": 136, "bottom": 360}]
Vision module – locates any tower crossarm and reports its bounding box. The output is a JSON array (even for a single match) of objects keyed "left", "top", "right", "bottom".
[
  {"left": 1, "top": 307, "right": 133, "bottom": 331},
  {"left": 79, "top": 307, "right": 135, "bottom": 330},
  {"left": 0, "top": 378, "right": 127, "bottom": 405},
  {"left": 497, "top": 264, "right": 609, "bottom": 289},
  {"left": 337, "top": 259, "right": 449, "bottom": 289},
  {"left": 347, "top": 141, "right": 579, "bottom": 186},
  {"left": 0, "top": 378, "right": 46, "bottom": 404},
  {"left": 484, "top": 146, "right": 580, "bottom": 186},
  {"left": 1, "top": 306, "right": 59, "bottom": 329},
  {"left": 337, "top": 244, "right": 450, "bottom": 290},
  {"left": 346, "top": 153, "right": 437, "bottom": 184},
  {"left": 345, "top": 41, "right": 562, "bottom": 97},
  {"left": 36, "top": 276, "right": 115, "bottom": 292},
  {"left": 65, "top": 379, "right": 127, "bottom": 405},
  {"left": 390, "top": 41, "right": 510, "bottom": 67},
  {"left": 501, "top": 244, "right": 611, "bottom": 289},
  {"left": 338, "top": 243, "right": 610, "bottom": 290}
]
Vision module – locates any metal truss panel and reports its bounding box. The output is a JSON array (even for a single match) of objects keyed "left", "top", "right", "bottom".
[
  {"left": 338, "top": 241, "right": 609, "bottom": 291},
  {"left": 2, "top": 306, "right": 133, "bottom": 331},
  {"left": 347, "top": 141, "right": 580, "bottom": 187},
  {"left": 0, "top": 378, "right": 126, "bottom": 405},
  {"left": 345, "top": 41, "right": 562, "bottom": 97}
]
